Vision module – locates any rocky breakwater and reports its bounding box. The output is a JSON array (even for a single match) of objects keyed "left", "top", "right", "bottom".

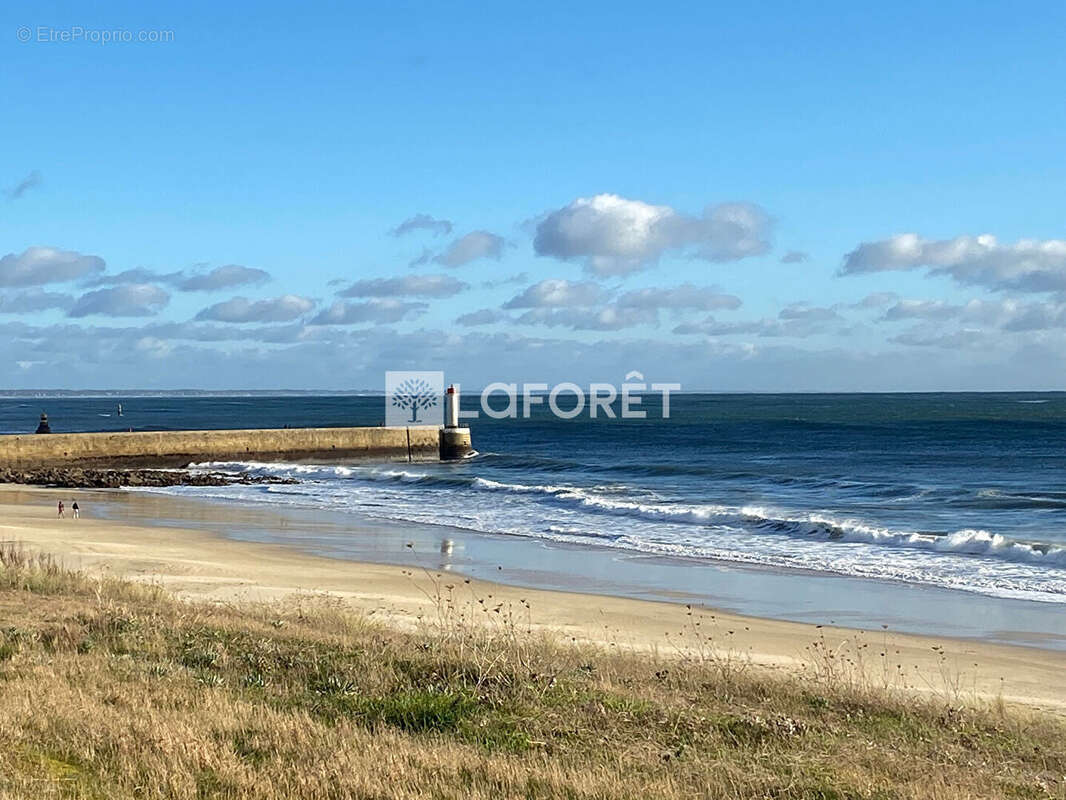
[{"left": 0, "top": 467, "right": 298, "bottom": 489}]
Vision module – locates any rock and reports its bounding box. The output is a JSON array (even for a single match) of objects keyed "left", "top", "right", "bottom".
[{"left": 0, "top": 467, "right": 297, "bottom": 489}]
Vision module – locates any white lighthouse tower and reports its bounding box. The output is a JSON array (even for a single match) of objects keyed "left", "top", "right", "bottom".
[{"left": 438, "top": 384, "right": 473, "bottom": 459}]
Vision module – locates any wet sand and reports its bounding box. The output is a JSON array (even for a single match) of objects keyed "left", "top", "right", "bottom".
[{"left": 2, "top": 484, "right": 1066, "bottom": 714}]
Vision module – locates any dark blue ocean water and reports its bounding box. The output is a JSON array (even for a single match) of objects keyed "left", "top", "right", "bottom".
[{"left": 3, "top": 392, "right": 1066, "bottom": 603}]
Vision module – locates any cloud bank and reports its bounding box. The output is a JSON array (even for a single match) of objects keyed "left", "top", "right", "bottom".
[{"left": 842, "top": 234, "right": 1066, "bottom": 293}]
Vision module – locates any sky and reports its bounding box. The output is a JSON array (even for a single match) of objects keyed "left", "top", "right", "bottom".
[{"left": 2, "top": 0, "right": 1066, "bottom": 391}]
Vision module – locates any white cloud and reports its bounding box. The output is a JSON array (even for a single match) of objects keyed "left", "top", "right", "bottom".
[
  {"left": 1002, "top": 302, "right": 1066, "bottom": 332},
  {"left": 889, "top": 327, "right": 991, "bottom": 349},
  {"left": 0, "top": 246, "right": 105, "bottom": 287},
  {"left": 481, "top": 272, "right": 529, "bottom": 289},
  {"left": 842, "top": 233, "right": 1066, "bottom": 293},
  {"left": 616, "top": 284, "right": 742, "bottom": 311},
  {"left": 309, "top": 298, "right": 428, "bottom": 325},
  {"left": 84, "top": 267, "right": 180, "bottom": 287},
  {"left": 6, "top": 170, "right": 42, "bottom": 200},
  {"left": 408, "top": 247, "right": 433, "bottom": 268},
  {"left": 456, "top": 308, "right": 505, "bottom": 326},
  {"left": 673, "top": 317, "right": 765, "bottom": 336},
  {"left": 68, "top": 284, "right": 169, "bottom": 318},
  {"left": 674, "top": 303, "right": 841, "bottom": 338},
  {"left": 0, "top": 290, "right": 74, "bottom": 314},
  {"left": 864, "top": 296, "right": 1066, "bottom": 335},
  {"left": 777, "top": 302, "right": 841, "bottom": 322},
  {"left": 880, "top": 299, "right": 958, "bottom": 321},
  {"left": 692, "top": 203, "right": 772, "bottom": 262},
  {"left": 854, "top": 291, "right": 900, "bottom": 309},
  {"left": 391, "top": 213, "right": 454, "bottom": 237},
  {"left": 434, "top": 231, "right": 506, "bottom": 267},
  {"left": 337, "top": 275, "right": 467, "bottom": 298},
  {"left": 176, "top": 264, "right": 270, "bottom": 292},
  {"left": 515, "top": 306, "right": 658, "bottom": 331},
  {"left": 85, "top": 263, "right": 270, "bottom": 292},
  {"left": 780, "top": 250, "right": 808, "bottom": 264},
  {"left": 533, "top": 194, "right": 772, "bottom": 275},
  {"left": 195, "top": 295, "right": 315, "bottom": 323},
  {"left": 134, "top": 336, "right": 174, "bottom": 358},
  {"left": 502, "top": 280, "right": 742, "bottom": 330},
  {"left": 503, "top": 279, "right": 609, "bottom": 309},
  {"left": 877, "top": 298, "right": 1019, "bottom": 327}
]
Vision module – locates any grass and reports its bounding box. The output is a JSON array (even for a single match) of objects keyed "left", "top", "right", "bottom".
[{"left": 0, "top": 540, "right": 1064, "bottom": 799}]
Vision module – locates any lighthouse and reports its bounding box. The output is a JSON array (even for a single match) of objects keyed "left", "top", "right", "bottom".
[{"left": 438, "top": 384, "right": 473, "bottom": 460}]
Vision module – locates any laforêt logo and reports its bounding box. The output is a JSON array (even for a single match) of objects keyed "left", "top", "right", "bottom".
[
  {"left": 385, "top": 371, "right": 444, "bottom": 427},
  {"left": 385, "top": 370, "right": 681, "bottom": 425}
]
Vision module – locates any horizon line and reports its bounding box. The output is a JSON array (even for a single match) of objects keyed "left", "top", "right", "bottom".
[{"left": 3, "top": 389, "right": 1066, "bottom": 397}]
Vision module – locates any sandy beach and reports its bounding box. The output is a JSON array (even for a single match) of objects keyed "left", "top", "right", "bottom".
[{"left": 2, "top": 483, "right": 1064, "bottom": 714}]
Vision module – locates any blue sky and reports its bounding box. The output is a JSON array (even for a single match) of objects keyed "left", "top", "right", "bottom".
[{"left": 3, "top": 0, "right": 1066, "bottom": 390}]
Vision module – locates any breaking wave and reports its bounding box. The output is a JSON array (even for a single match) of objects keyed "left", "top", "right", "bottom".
[{"left": 190, "top": 461, "right": 1066, "bottom": 572}]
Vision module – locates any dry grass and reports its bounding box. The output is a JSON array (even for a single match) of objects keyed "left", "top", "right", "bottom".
[{"left": 0, "top": 541, "right": 1064, "bottom": 799}]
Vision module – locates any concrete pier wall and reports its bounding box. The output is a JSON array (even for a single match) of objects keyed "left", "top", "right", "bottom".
[
  {"left": 438, "top": 427, "right": 473, "bottom": 460},
  {"left": 0, "top": 426, "right": 441, "bottom": 469}
]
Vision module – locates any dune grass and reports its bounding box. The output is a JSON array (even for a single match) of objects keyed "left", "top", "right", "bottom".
[{"left": 0, "top": 540, "right": 1063, "bottom": 799}]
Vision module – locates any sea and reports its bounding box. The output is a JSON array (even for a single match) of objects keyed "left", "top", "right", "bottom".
[{"left": 3, "top": 392, "right": 1066, "bottom": 636}]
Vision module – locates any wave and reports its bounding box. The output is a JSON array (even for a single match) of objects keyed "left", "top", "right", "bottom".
[
  {"left": 191, "top": 461, "right": 1066, "bottom": 570},
  {"left": 528, "top": 490, "right": 1066, "bottom": 567},
  {"left": 968, "top": 489, "right": 1066, "bottom": 510},
  {"left": 483, "top": 453, "right": 889, "bottom": 489}
]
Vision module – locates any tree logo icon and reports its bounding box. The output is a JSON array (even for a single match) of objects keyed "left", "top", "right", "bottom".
[
  {"left": 385, "top": 371, "right": 445, "bottom": 427},
  {"left": 392, "top": 377, "right": 438, "bottom": 423}
]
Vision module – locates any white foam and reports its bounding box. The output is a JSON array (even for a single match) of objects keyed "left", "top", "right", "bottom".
[{"left": 169, "top": 460, "right": 1066, "bottom": 603}]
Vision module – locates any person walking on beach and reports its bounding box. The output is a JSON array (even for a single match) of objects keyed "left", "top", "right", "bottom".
[
  {"left": 57, "top": 500, "right": 64, "bottom": 519},
  {"left": 72, "top": 501, "right": 80, "bottom": 520}
]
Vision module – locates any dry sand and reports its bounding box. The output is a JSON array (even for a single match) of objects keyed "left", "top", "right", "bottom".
[{"left": 2, "top": 484, "right": 1064, "bottom": 713}]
